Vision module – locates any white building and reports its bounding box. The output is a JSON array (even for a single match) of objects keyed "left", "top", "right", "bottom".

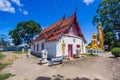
[{"left": 30, "top": 12, "right": 87, "bottom": 58}]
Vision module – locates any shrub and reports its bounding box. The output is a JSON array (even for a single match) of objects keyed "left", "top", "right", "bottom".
[{"left": 111, "top": 47, "right": 120, "bottom": 58}]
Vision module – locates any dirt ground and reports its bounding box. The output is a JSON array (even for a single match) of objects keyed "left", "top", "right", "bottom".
[{"left": 0, "top": 51, "right": 120, "bottom": 80}]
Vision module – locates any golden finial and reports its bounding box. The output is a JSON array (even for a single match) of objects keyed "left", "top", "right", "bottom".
[{"left": 98, "top": 22, "right": 102, "bottom": 26}]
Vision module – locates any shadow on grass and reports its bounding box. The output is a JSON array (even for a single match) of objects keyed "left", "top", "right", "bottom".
[{"left": 36, "top": 74, "right": 100, "bottom": 80}]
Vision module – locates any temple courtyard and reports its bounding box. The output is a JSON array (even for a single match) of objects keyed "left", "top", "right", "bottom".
[{"left": 0, "top": 51, "right": 120, "bottom": 80}]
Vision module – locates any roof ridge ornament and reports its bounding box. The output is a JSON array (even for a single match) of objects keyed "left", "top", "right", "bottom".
[
  {"left": 75, "top": 6, "right": 78, "bottom": 15},
  {"left": 63, "top": 12, "right": 66, "bottom": 20}
]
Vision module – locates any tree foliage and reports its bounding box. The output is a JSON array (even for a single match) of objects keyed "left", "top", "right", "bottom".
[
  {"left": 93, "top": 0, "right": 120, "bottom": 49},
  {"left": 0, "top": 38, "right": 9, "bottom": 47},
  {"left": 9, "top": 20, "right": 42, "bottom": 45}
]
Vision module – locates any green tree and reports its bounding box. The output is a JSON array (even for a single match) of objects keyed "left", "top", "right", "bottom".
[
  {"left": 0, "top": 38, "right": 9, "bottom": 48},
  {"left": 104, "top": 28, "right": 117, "bottom": 49},
  {"left": 9, "top": 30, "right": 21, "bottom": 45},
  {"left": 93, "top": 0, "right": 120, "bottom": 49},
  {"left": 9, "top": 20, "right": 42, "bottom": 45}
]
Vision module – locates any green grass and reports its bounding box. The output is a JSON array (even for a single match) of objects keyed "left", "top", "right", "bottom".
[
  {"left": 0, "top": 73, "right": 15, "bottom": 80},
  {"left": 0, "top": 54, "right": 5, "bottom": 60},
  {"left": 13, "top": 50, "right": 28, "bottom": 54},
  {"left": 0, "top": 50, "right": 10, "bottom": 52},
  {"left": 85, "top": 53, "right": 99, "bottom": 57},
  {"left": 0, "top": 63, "right": 10, "bottom": 71}
]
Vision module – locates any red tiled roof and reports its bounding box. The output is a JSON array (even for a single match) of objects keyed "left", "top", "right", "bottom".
[
  {"left": 60, "top": 15, "right": 74, "bottom": 28},
  {"left": 33, "top": 13, "right": 87, "bottom": 43},
  {"left": 43, "top": 18, "right": 64, "bottom": 33},
  {"left": 46, "top": 33, "right": 62, "bottom": 41},
  {"left": 54, "top": 29, "right": 63, "bottom": 35}
]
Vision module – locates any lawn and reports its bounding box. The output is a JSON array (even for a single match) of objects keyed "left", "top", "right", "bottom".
[
  {"left": 0, "top": 54, "right": 5, "bottom": 60},
  {"left": 0, "top": 63, "right": 10, "bottom": 71},
  {"left": 13, "top": 50, "right": 28, "bottom": 54},
  {"left": 85, "top": 53, "right": 99, "bottom": 57},
  {"left": 0, "top": 53, "right": 15, "bottom": 80},
  {"left": 0, "top": 73, "right": 15, "bottom": 80}
]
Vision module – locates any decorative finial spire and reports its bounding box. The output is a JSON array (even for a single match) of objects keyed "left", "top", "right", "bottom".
[
  {"left": 63, "top": 11, "right": 66, "bottom": 20},
  {"left": 98, "top": 22, "right": 102, "bottom": 29},
  {"left": 98, "top": 22, "right": 102, "bottom": 26},
  {"left": 75, "top": 6, "right": 78, "bottom": 15}
]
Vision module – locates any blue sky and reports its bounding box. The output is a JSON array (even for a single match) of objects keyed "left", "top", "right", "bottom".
[{"left": 0, "top": 0, "right": 102, "bottom": 44}]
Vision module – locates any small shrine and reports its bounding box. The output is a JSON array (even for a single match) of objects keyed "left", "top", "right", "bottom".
[{"left": 86, "top": 22, "right": 104, "bottom": 53}]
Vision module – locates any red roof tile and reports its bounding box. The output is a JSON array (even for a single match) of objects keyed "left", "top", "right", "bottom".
[
  {"left": 46, "top": 33, "right": 61, "bottom": 41},
  {"left": 33, "top": 13, "right": 87, "bottom": 43},
  {"left": 54, "top": 29, "right": 63, "bottom": 35},
  {"left": 60, "top": 15, "right": 74, "bottom": 28},
  {"left": 43, "top": 18, "right": 64, "bottom": 33}
]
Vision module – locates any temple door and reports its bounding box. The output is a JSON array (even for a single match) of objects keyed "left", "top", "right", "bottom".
[{"left": 68, "top": 44, "right": 73, "bottom": 57}]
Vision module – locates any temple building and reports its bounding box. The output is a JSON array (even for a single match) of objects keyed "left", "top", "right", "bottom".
[{"left": 30, "top": 12, "right": 87, "bottom": 58}]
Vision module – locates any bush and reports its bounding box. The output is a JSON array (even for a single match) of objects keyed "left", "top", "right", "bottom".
[{"left": 111, "top": 47, "right": 120, "bottom": 58}]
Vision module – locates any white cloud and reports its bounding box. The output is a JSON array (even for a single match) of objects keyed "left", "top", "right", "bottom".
[
  {"left": 0, "top": 0, "right": 28, "bottom": 15},
  {"left": 23, "top": 10, "right": 28, "bottom": 15},
  {"left": 0, "top": 0, "right": 15, "bottom": 13},
  {"left": 13, "top": 0, "right": 29, "bottom": 15},
  {"left": 11, "top": 0, "right": 23, "bottom": 6},
  {"left": 19, "top": 8, "right": 28, "bottom": 15},
  {"left": 83, "top": 0, "right": 94, "bottom": 5}
]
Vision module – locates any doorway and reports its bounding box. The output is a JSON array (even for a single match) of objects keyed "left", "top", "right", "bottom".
[{"left": 68, "top": 44, "right": 73, "bottom": 57}]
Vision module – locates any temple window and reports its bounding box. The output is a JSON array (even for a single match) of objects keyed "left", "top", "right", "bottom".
[
  {"left": 41, "top": 42, "right": 44, "bottom": 50},
  {"left": 37, "top": 43, "right": 39, "bottom": 52},
  {"left": 34, "top": 44, "right": 35, "bottom": 51}
]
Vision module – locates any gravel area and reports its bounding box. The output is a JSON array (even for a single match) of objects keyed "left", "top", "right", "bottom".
[{"left": 0, "top": 51, "right": 120, "bottom": 80}]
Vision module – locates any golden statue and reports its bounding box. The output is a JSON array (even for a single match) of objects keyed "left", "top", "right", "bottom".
[
  {"left": 91, "top": 33, "right": 98, "bottom": 49},
  {"left": 86, "top": 22, "right": 104, "bottom": 52},
  {"left": 62, "top": 40, "right": 66, "bottom": 54},
  {"left": 98, "top": 22, "right": 104, "bottom": 50},
  {"left": 86, "top": 33, "right": 99, "bottom": 50}
]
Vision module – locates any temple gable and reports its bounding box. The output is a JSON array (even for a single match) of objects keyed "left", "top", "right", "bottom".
[{"left": 68, "top": 23, "right": 79, "bottom": 36}]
